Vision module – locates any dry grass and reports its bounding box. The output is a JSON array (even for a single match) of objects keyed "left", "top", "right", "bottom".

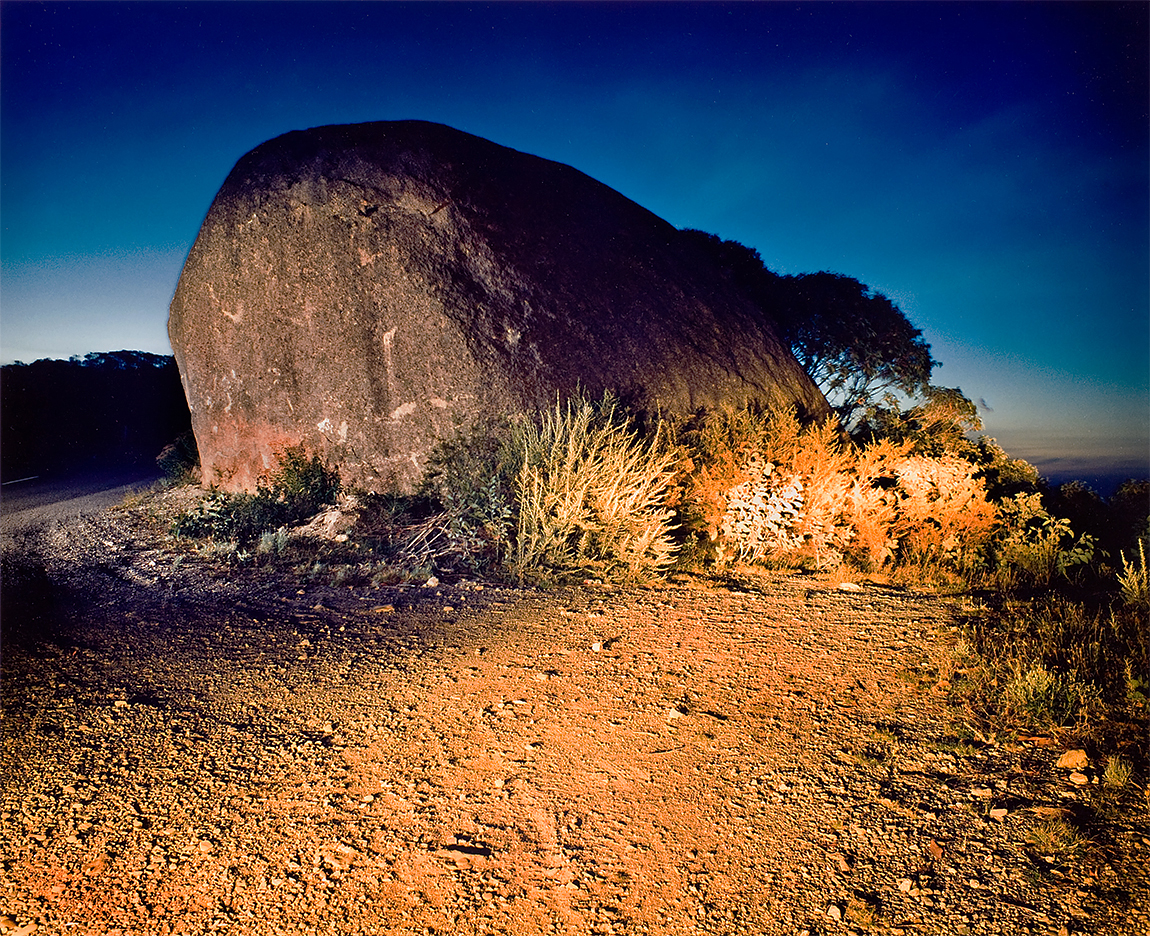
[{"left": 511, "top": 394, "right": 680, "bottom": 581}]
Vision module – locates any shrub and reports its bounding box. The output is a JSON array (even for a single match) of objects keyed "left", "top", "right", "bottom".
[
  {"left": 407, "top": 416, "right": 519, "bottom": 574},
  {"left": 269, "top": 445, "right": 341, "bottom": 516},
  {"left": 1118, "top": 539, "right": 1149, "bottom": 613},
  {"left": 990, "top": 493, "right": 1096, "bottom": 588},
  {"left": 675, "top": 403, "right": 997, "bottom": 576},
  {"left": 676, "top": 404, "right": 852, "bottom": 568},
  {"left": 156, "top": 430, "right": 200, "bottom": 482},
  {"left": 172, "top": 445, "right": 340, "bottom": 546},
  {"left": 510, "top": 393, "right": 679, "bottom": 581},
  {"left": 887, "top": 453, "right": 996, "bottom": 574}
]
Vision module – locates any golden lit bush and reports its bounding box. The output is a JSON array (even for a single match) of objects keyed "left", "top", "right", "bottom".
[
  {"left": 890, "top": 454, "right": 996, "bottom": 572},
  {"left": 783, "top": 416, "right": 854, "bottom": 567},
  {"left": 678, "top": 404, "right": 996, "bottom": 576},
  {"left": 842, "top": 439, "right": 909, "bottom": 569}
]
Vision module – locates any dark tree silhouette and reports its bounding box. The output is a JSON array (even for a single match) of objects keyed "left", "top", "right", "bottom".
[
  {"left": 853, "top": 385, "right": 982, "bottom": 456},
  {"left": 681, "top": 230, "right": 936, "bottom": 428},
  {"left": 772, "top": 272, "right": 936, "bottom": 427},
  {"left": 0, "top": 351, "right": 192, "bottom": 480}
]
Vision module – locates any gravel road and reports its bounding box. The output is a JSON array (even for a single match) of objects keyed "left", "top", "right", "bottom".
[{"left": 1, "top": 487, "right": 1147, "bottom": 935}]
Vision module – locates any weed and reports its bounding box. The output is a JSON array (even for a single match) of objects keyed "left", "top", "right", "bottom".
[
  {"left": 1103, "top": 756, "right": 1133, "bottom": 791},
  {"left": 417, "top": 415, "right": 517, "bottom": 573},
  {"left": 845, "top": 892, "right": 881, "bottom": 927},
  {"left": 1118, "top": 539, "right": 1149, "bottom": 612},
  {"left": 256, "top": 527, "right": 289, "bottom": 557},
  {"left": 1026, "top": 817, "right": 1090, "bottom": 861}
]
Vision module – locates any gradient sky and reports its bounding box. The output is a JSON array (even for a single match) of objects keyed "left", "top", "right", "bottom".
[{"left": 2, "top": 1, "right": 1147, "bottom": 487}]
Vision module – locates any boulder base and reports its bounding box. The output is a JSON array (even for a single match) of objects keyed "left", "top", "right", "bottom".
[{"left": 169, "top": 120, "right": 829, "bottom": 491}]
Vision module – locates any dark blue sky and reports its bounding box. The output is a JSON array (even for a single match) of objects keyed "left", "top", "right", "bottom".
[{"left": 2, "top": 1, "right": 1147, "bottom": 484}]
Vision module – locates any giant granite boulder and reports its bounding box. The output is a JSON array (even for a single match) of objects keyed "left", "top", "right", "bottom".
[{"left": 169, "top": 120, "right": 830, "bottom": 492}]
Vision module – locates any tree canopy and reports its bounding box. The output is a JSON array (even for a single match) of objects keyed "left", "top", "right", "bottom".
[{"left": 681, "top": 229, "right": 937, "bottom": 430}]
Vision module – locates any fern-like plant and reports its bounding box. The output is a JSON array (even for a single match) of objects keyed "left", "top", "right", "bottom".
[{"left": 1118, "top": 539, "right": 1149, "bottom": 612}]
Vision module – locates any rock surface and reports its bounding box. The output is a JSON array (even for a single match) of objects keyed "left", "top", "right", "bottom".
[{"left": 169, "top": 120, "right": 829, "bottom": 492}]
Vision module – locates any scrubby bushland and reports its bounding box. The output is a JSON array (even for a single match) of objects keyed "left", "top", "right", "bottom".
[
  {"left": 0, "top": 351, "right": 192, "bottom": 479},
  {"left": 165, "top": 390, "right": 1147, "bottom": 776},
  {"left": 667, "top": 400, "right": 1146, "bottom": 773}
]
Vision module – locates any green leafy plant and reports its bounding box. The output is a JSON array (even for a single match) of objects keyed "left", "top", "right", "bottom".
[
  {"left": 990, "top": 493, "right": 1096, "bottom": 588},
  {"left": 172, "top": 445, "right": 340, "bottom": 546},
  {"left": 415, "top": 417, "right": 518, "bottom": 573}
]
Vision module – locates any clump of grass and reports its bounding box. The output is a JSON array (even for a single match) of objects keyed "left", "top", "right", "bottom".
[
  {"left": 511, "top": 393, "right": 679, "bottom": 581},
  {"left": 1001, "top": 662, "right": 1100, "bottom": 730},
  {"left": 1118, "top": 539, "right": 1149, "bottom": 612},
  {"left": 1103, "top": 756, "right": 1133, "bottom": 792},
  {"left": 958, "top": 594, "right": 1144, "bottom": 736},
  {"left": 1026, "top": 817, "right": 1090, "bottom": 861}
]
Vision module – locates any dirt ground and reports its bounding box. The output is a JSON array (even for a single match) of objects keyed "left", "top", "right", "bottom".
[{"left": 2, "top": 487, "right": 1147, "bottom": 936}]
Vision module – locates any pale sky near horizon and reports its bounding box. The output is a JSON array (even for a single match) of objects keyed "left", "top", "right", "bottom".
[{"left": 1, "top": 1, "right": 1147, "bottom": 487}]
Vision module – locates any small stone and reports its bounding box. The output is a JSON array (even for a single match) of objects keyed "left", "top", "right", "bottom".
[
  {"left": 1069, "top": 771, "right": 1089, "bottom": 785},
  {"left": 1056, "top": 749, "right": 1090, "bottom": 771},
  {"left": 113, "top": 700, "right": 128, "bottom": 709},
  {"left": 827, "top": 903, "right": 842, "bottom": 921},
  {"left": 897, "top": 878, "right": 913, "bottom": 893},
  {"left": 989, "top": 807, "right": 1009, "bottom": 820},
  {"left": 424, "top": 576, "right": 439, "bottom": 588},
  {"left": 198, "top": 839, "right": 214, "bottom": 854},
  {"left": 591, "top": 642, "right": 602, "bottom": 652},
  {"left": 837, "top": 582, "right": 862, "bottom": 592}
]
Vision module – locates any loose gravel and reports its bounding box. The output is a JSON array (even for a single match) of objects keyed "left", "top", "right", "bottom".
[{"left": 2, "top": 488, "right": 1147, "bottom": 935}]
